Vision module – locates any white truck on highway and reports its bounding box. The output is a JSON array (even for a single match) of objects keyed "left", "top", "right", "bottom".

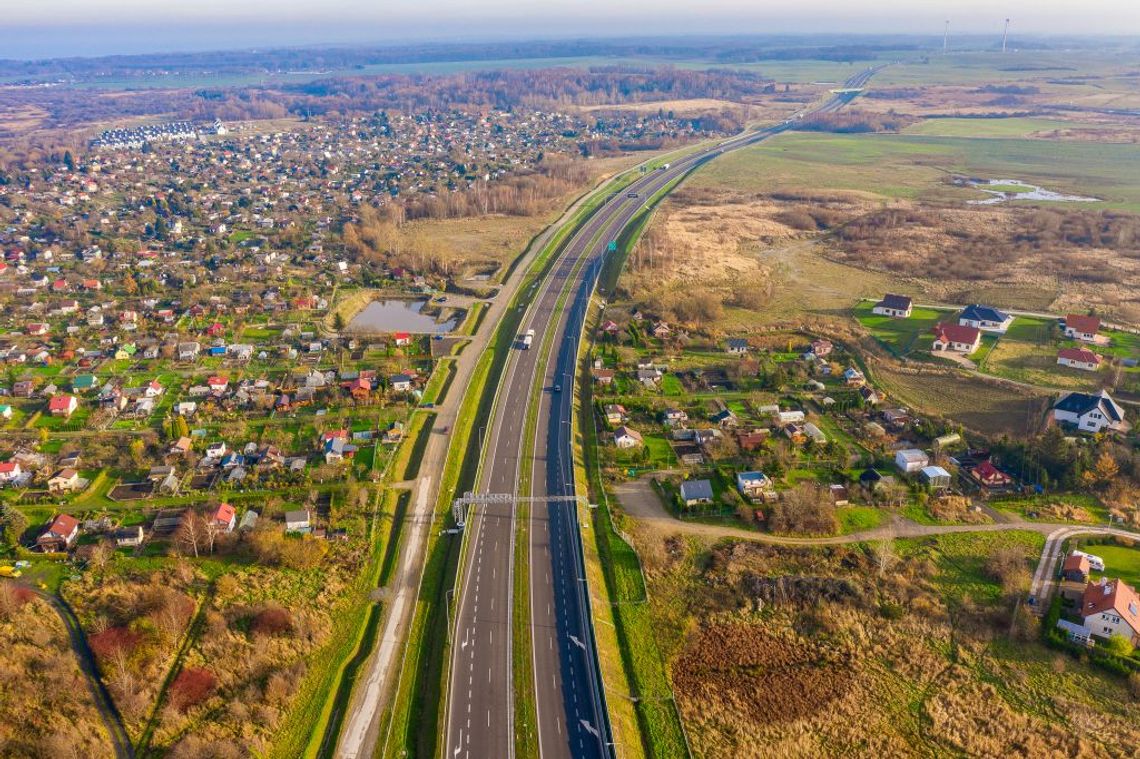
[{"left": 521, "top": 328, "right": 535, "bottom": 349}]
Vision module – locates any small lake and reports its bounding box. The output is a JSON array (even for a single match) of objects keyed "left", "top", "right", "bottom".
[
  {"left": 966, "top": 178, "right": 1100, "bottom": 205},
  {"left": 346, "top": 299, "right": 458, "bottom": 334}
]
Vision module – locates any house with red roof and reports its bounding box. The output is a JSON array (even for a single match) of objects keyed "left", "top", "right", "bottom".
[
  {"left": 393, "top": 332, "right": 412, "bottom": 347},
  {"left": 1057, "top": 347, "right": 1101, "bottom": 372},
  {"left": 211, "top": 502, "right": 236, "bottom": 533},
  {"left": 931, "top": 323, "right": 981, "bottom": 354},
  {"left": 969, "top": 460, "right": 1013, "bottom": 489},
  {"left": 36, "top": 513, "right": 79, "bottom": 552},
  {"left": 48, "top": 394, "right": 78, "bottom": 418},
  {"left": 1081, "top": 578, "right": 1140, "bottom": 645},
  {"left": 0, "top": 461, "right": 24, "bottom": 483},
  {"left": 1062, "top": 552, "right": 1091, "bottom": 583},
  {"left": 1064, "top": 314, "right": 1101, "bottom": 342}
]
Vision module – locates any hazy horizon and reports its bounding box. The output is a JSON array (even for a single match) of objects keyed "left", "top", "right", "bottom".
[{"left": 4, "top": 0, "right": 1140, "bottom": 60}]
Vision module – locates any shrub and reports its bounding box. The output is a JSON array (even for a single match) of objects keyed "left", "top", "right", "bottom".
[
  {"left": 251, "top": 605, "right": 294, "bottom": 637},
  {"left": 89, "top": 626, "right": 142, "bottom": 661},
  {"left": 169, "top": 667, "right": 217, "bottom": 712}
]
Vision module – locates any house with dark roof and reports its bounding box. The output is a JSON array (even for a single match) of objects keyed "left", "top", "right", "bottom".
[
  {"left": 1063, "top": 314, "right": 1101, "bottom": 342},
  {"left": 932, "top": 323, "right": 981, "bottom": 354},
  {"left": 725, "top": 338, "right": 750, "bottom": 355},
  {"left": 1052, "top": 390, "right": 1126, "bottom": 433},
  {"left": 872, "top": 293, "right": 913, "bottom": 318},
  {"left": 958, "top": 304, "right": 1013, "bottom": 333},
  {"left": 679, "top": 479, "right": 714, "bottom": 506}
]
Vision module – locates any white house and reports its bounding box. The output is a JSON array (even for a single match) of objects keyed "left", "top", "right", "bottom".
[
  {"left": 736, "top": 471, "right": 773, "bottom": 500},
  {"left": 894, "top": 448, "right": 930, "bottom": 474},
  {"left": 958, "top": 304, "right": 1014, "bottom": 333},
  {"left": 932, "top": 323, "right": 981, "bottom": 354},
  {"left": 1052, "top": 390, "right": 1127, "bottom": 433},
  {"left": 613, "top": 426, "right": 643, "bottom": 449},
  {"left": 872, "top": 293, "right": 913, "bottom": 318},
  {"left": 1063, "top": 314, "right": 1101, "bottom": 342},
  {"left": 1057, "top": 347, "right": 1101, "bottom": 372},
  {"left": 285, "top": 509, "right": 312, "bottom": 534},
  {"left": 1080, "top": 578, "right": 1140, "bottom": 645}
]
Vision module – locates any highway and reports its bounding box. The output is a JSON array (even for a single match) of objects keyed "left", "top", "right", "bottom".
[{"left": 445, "top": 66, "right": 881, "bottom": 759}]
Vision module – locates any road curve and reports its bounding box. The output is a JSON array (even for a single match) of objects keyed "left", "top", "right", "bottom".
[{"left": 446, "top": 66, "right": 883, "bottom": 759}]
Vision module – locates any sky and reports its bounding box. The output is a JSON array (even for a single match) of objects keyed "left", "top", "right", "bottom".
[{"left": 4, "top": 0, "right": 1140, "bottom": 59}]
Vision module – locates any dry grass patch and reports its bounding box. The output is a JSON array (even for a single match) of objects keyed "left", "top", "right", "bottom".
[{"left": 0, "top": 585, "right": 114, "bottom": 757}]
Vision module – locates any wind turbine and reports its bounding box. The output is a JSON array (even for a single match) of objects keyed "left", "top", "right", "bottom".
[{"left": 1002, "top": 18, "right": 1010, "bottom": 53}]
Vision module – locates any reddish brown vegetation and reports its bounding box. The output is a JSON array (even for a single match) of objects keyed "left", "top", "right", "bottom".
[
  {"left": 251, "top": 605, "right": 294, "bottom": 637},
  {"left": 672, "top": 624, "right": 854, "bottom": 725},
  {"left": 89, "top": 626, "right": 143, "bottom": 660},
  {"left": 169, "top": 667, "right": 218, "bottom": 712}
]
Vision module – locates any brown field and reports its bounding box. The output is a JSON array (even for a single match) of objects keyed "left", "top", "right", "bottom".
[
  {"left": 0, "top": 586, "right": 113, "bottom": 757},
  {"left": 871, "top": 364, "right": 1048, "bottom": 438},
  {"left": 633, "top": 533, "right": 1140, "bottom": 759}
]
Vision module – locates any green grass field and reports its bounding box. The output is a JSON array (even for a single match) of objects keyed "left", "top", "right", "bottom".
[
  {"left": 853, "top": 301, "right": 948, "bottom": 356},
  {"left": 1081, "top": 543, "right": 1140, "bottom": 589},
  {"left": 694, "top": 129, "right": 1140, "bottom": 211}
]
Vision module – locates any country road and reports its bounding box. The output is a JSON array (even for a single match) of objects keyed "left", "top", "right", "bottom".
[{"left": 615, "top": 477, "right": 1139, "bottom": 611}]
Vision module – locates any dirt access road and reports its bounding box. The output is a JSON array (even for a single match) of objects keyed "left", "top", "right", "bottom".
[{"left": 615, "top": 479, "right": 1137, "bottom": 608}]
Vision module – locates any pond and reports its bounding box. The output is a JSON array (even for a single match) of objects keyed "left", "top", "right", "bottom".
[
  {"left": 966, "top": 178, "right": 1100, "bottom": 205},
  {"left": 346, "top": 299, "right": 458, "bottom": 334}
]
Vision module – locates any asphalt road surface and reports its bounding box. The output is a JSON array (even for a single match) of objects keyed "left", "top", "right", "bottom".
[{"left": 445, "top": 66, "right": 882, "bottom": 759}]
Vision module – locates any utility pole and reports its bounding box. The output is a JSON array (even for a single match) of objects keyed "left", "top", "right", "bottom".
[{"left": 1002, "top": 18, "right": 1010, "bottom": 53}]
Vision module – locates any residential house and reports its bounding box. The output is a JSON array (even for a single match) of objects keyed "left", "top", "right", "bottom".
[
  {"left": 958, "top": 304, "right": 1013, "bottom": 333},
  {"left": 679, "top": 479, "right": 714, "bottom": 507},
  {"left": 592, "top": 368, "right": 614, "bottom": 386},
  {"left": 736, "top": 471, "right": 773, "bottom": 501},
  {"left": 389, "top": 374, "right": 413, "bottom": 393},
  {"left": 1064, "top": 314, "right": 1101, "bottom": 342},
  {"left": 842, "top": 367, "right": 865, "bottom": 386},
  {"left": 393, "top": 332, "right": 412, "bottom": 347},
  {"left": 872, "top": 293, "right": 913, "bottom": 318},
  {"left": 48, "top": 468, "right": 81, "bottom": 493},
  {"left": 725, "top": 338, "right": 750, "bottom": 355},
  {"left": 36, "top": 514, "right": 79, "bottom": 552},
  {"left": 114, "top": 525, "right": 145, "bottom": 547},
  {"left": 932, "top": 323, "right": 981, "bottom": 354},
  {"left": 48, "top": 394, "right": 78, "bottom": 418},
  {"left": 0, "top": 461, "right": 24, "bottom": 484},
  {"left": 894, "top": 448, "right": 930, "bottom": 474},
  {"left": 1052, "top": 390, "right": 1127, "bottom": 433},
  {"left": 970, "top": 460, "right": 1014, "bottom": 489},
  {"left": 661, "top": 408, "right": 688, "bottom": 426},
  {"left": 169, "top": 436, "right": 193, "bottom": 457},
  {"left": 613, "top": 426, "right": 644, "bottom": 449},
  {"left": 72, "top": 374, "right": 100, "bottom": 392},
  {"left": 285, "top": 509, "right": 312, "bottom": 534},
  {"left": 211, "top": 502, "right": 236, "bottom": 533},
  {"left": 736, "top": 428, "right": 769, "bottom": 452},
  {"left": 604, "top": 404, "right": 627, "bottom": 426},
  {"left": 1062, "top": 552, "right": 1091, "bottom": 583},
  {"left": 637, "top": 368, "right": 662, "bottom": 387},
  {"left": 1080, "top": 578, "right": 1140, "bottom": 645},
  {"left": 1057, "top": 347, "right": 1101, "bottom": 372},
  {"left": 809, "top": 339, "right": 833, "bottom": 358},
  {"left": 178, "top": 341, "right": 201, "bottom": 361}
]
